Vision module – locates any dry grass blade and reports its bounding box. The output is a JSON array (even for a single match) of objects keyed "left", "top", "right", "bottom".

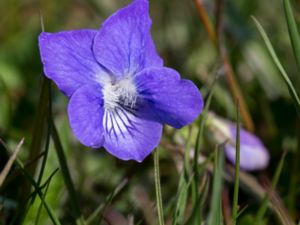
[{"left": 0, "top": 138, "right": 24, "bottom": 187}]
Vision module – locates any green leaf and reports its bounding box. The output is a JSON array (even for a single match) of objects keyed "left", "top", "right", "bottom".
[
  {"left": 254, "top": 151, "right": 287, "bottom": 224},
  {"left": 232, "top": 101, "right": 241, "bottom": 225},
  {"left": 190, "top": 78, "right": 217, "bottom": 224},
  {"left": 50, "top": 119, "right": 85, "bottom": 225},
  {"left": 252, "top": 16, "right": 300, "bottom": 115},
  {"left": 86, "top": 179, "right": 128, "bottom": 225},
  {"left": 283, "top": 0, "right": 300, "bottom": 74},
  {"left": 34, "top": 169, "right": 59, "bottom": 225},
  {"left": 207, "top": 146, "right": 224, "bottom": 225},
  {"left": 15, "top": 77, "right": 51, "bottom": 224},
  {"left": 4, "top": 148, "right": 61, "bottom": 225},
  {"left": 172, "top": 171, "right": 194, "bottom": 225}
]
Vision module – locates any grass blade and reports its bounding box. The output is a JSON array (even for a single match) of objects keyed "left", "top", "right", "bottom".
[
  {"left": 232, "top": 100, "right": 241, "bottom": 225},
  {"left": 86, "top": 178, "right": 128, "bottom": 225},
  {"left": 190, "top": 77, "right": 217, "bottom": 224},
  {"left": 172, "top": 175, "right": 189, "bottom": 225},
  {"left": 207, "top": 146, "right": 224, "bottom": 225},
  {"left": 283, "top": 0, "right": 300, "bottom": 74},
  {"left": 194, "top": 76, "right": 218, "bottom": 179},
  {"left": 153, "top": 149, "right": 165, "bottom": 225},
  {"left": 0, "top": 138, "right": 24, "bottom": 187},
  {"left": 15, "top": 76, "right": 51, "bottom": 224},
  {"left": 34, "top": 169, "right": 59, "bottom": 225},
  {"left": 50, "top": 119, "right": 85, "bottom": 225},
  {"left": 172, "top": 170, "right": 194, "bottom": 225},
  {"left": 172, "top": 127, "right": 193, "bottom": 225},
  {"left": 252, "top": 17, "right": 300, "bottom": 114},
  {"left": 4, "top": 147, "right": 61, "bottom": 225},
  {"left": 254, "top": 151, "right": 287, "bottom": 224}
]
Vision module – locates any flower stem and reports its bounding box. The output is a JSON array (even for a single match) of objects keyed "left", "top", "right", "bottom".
[{"left": 154, "top": 149, "right": 165, "bottom": 225}]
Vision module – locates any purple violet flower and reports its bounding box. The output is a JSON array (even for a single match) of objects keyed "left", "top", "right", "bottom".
[
  {"left": 208, "top": 113, "right": 270, "bottom": 171},
  {"left": 224, "top": 123, "right": 270, "bottom": 171},
  {"left": 38, "top": 0, "right": 203, "bottom": 162}
]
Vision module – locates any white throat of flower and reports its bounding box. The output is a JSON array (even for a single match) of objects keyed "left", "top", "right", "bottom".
[{"left": 101, "top": 75, "right": 138, "bottom": 111}]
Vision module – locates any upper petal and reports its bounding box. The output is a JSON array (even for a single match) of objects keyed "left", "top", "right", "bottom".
[
  {"left": 93, "top": 0, "right": 163, "bottom": 77},
  {"left": 103, "top": 106, "right": 162, "bottom": 162},
  {"left": 39, "top": 30, "right": 104, "bottom": 97},
  {"left": 68, "top": 84, "right": 105, "bottom": 148},
  {"left": 135, "top": 67, "right": 203, "bottom": 128}
]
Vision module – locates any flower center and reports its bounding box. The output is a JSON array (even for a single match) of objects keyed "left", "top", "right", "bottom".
[{"left": 102, "top": 76, "right": 137, "bottom": 111}]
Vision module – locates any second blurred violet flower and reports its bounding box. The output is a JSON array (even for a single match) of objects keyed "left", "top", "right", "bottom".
[{"left": 207, "top": 113, "right": 270, "bottom": 171}]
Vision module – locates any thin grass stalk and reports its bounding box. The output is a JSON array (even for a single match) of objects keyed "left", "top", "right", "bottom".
[
  {"left": 36, "top": 81, "right": 52, "bottom": 186},
  {"left": 154, "top": 149, "right": 165, "bottom": 225},
  {"left": 172, "top": 127, "right": 193, "bottom": 225},
  {"left": 34, "top": 169, "right": 59, "bottom": 225},
  {"left": 194, "top": 76, "right": 218, "bottom": 179},
  {"left": 93, "top": 179, "right": 128, "bottom": 225},
  {"left": 231, "top": 100, "right": 240, "bottom": 224},
  {"left": 254, "top": 151, "right": 287, "bottom": 224},
  {"left": 50, "top": 119, "right": 85, "bottom": 225},
  {"left": 31, "top": 81, "right": 52, "bottom": 205},
  {"left": 283, "top": 0, "right": 300, "bottom": 74},
  {"left": 208, "top": 146, "right": 224, "bottom": 225},
  {"left": 193, "top": 0, "right": 254, "bottom": 132},
  {"left": 191, "top": 77, "right": 217, "bottom": 224},
  {"left": 34, "top": 181, "right": 51, "bottom": 225},
  {"left": 0, "top": 138, "right": 24, "bottom": 187},
  {"left": 253, "top": 17, "right": 300, "bottom": 115},
  {"left": 8, "top": 154, "right": 61, "bottom": 225}
]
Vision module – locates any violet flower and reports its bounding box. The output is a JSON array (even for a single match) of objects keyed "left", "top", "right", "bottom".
[
  {"left": 207, "top": 113, "right": 269, "bottom": 171},
  {"left": 224, "top": 124, "right": 270, "bottom": 171},
  {"left": 38, "top": 0, "right": 203, "bottom": 162}
]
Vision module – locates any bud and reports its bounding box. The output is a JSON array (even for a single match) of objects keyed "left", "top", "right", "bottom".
[{"left": 206, "top": 113, "right": 269, "bottom": 171}]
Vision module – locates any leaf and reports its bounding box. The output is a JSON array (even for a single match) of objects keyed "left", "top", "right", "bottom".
[
  {"left": 254, "top": 151, "right": 287, "bottom": 224},
  {"left": 207, "top": 146, "right": 225, "bottom": 225},
  {"left": 232, "top": 101, "right": 241, "bottom": 225},
  {"left": 4, "top": 147, "right": 61, "bottom": 225},
  {"left": 252, "top": 16, "right": 300, "bottom": 115},
  {"left": 172, "top": 171, "right": 193, "bottom": 225},
  {"left": 50, "top": 119, "right": 85, "bottom": 225},
  {"left": 283, "top": 0, "right": 300, "bottom": 75}
]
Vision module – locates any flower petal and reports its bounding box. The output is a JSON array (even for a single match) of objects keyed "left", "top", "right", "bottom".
[
  {"left": 93, "top": 0, "right": 163, "bottom": 77},
  {"left": 39, "top": 30, "right": 104, "bottom": 97},
  {"left": 225, "top": 125, "right": 270, "bottom": 171},
  {"left": 103, "top": 106, "right": 162, "bottom": 162},
  {"left": 135, "top": 67, "right": 203, "bottom": 128},
  {"left": 68, "top": 84, "right": 105, "bottom": 148}
]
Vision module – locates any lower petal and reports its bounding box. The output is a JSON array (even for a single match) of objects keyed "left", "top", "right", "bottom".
[
  {"left": 135, "top": 67, "right": 203, "bottom": 128},
  {"left": 103, "top": 106, "right": 162, "bottom": 162},
  {"left": 68, "top": 84, "right": 105, "bottom": 148}
]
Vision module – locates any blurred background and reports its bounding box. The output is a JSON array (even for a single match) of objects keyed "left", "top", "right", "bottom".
[{"left": 0, "top": 0, "right": 299, "bottom": 224}]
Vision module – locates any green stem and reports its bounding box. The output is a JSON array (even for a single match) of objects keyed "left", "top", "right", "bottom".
[
  {"left": 10, "top": 155, "right": 61, "bottom": 225},
  {"left": 154, "top": 149, "right": 165, "bottom": 225},
  {"left": 50, "top": 119, "right": 86, "bottom": 225},
  {"left": 254, "top": 151, "right": 287, "bottom": 224},
  {"left": 232, "top": 100, "right": 240, "bottom": 224}
]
